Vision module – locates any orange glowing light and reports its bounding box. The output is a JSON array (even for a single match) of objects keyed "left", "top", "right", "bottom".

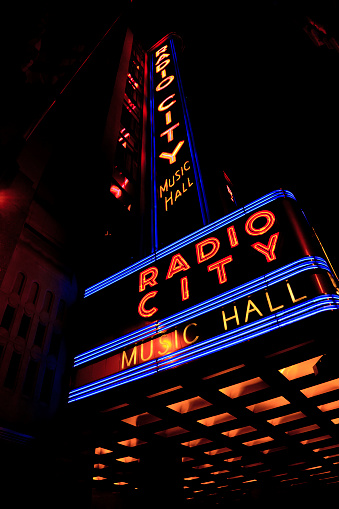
[
  {"left": 301, "top": 435, "right": 332, "bottom": 445},
  {"left": 117, "top": 438, "right": 147, "bottom": 447},
  {"left": 219, "top": 377, "right": 269, "bottom": 399},
  {"left": 156, "top": 75, "right": 175, "bottom": 91},
  {"left": 192, "top": 464, "right": 213, "bottom": 469},
  {"left": 116, "top": 457, "right": 139, "bottom": 463},
  {"left": 279, "top": 356, "right": 322, "bottom": 380},
  {"left": 243, "top": 437, "right": 274, "bottom": 447},
  {"left": 93, "top": 476, "right": 107, "bottom": 481},
  {"left": 94, "top": 464, "right": 107, "bottom": 469},
  {"left": 155, "top": 427, "right": 189, "bottom": 438},
  {"left": 318, "top": 400, "right": 339, "bottom": 412},
  {"left": 204, "top": 447, "right": 232, "bottom": 456},
  {"left": 246, "top": 396, "right": 290, "bottom": 413},
  {"left": 181, "top": 438, "right": 212, "bottom": 447},
  {"left": 167, "top": 396, "right": 212, "bottom": 414},
  {"left": 159, "top": 140, "right": 184, "bottom": 164},
  {"left": 147, "top": 385, "right": 183, "bottom": 398},
  {"left": 267, "top": 412, "right": 306, "bottom": 426},
  {"left": 160, "top": 122, "right": 180, "bottom": 142},
  {"left": 95, "top": 447, "right": 113, "bottom": 455},
  {"left": 197, "top": 412, "right": 236, "bottom": 427},
  {"left": 122, "top": 412, "right": 161, "bottom": 426},
  {"left": 158, "top": 94, "right": 176, "bottom": 111},
  {"left": 285, "top": 424, "right": 320, "bottom": 436},
  {"left": 301, "top": 378, "right": 339, "bottom": 398},
  {"left": 110, "top": 185, "right": 122, "bottom": 198},
  {"left": 222, "top": 426, "right": 257, "bottom": 438}
]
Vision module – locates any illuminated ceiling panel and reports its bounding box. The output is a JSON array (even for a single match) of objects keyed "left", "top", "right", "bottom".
[
  {"left": 318, "top": 400, "right": 339, "bottom": 412},
  {"left": 117, "top": 438, "right": 147, "bottom": 447},
  {"left": 181, "top": 438, "right": 213, "bottom": 447},
  {"left": 147, "top": 386, "right": 183, "bottom": 398},
  {"left": 279, "top": 356, "right": 323, "bottom": 380},
  {"left": 300, "top": 435, "right": 332, "bottom": 445},
  {"left": 219, "top": 378, "right": 269, "bottom": 399},
  {"left": 204, "top": 447, "right": 232, "bottom": 456},
  {"left": 242, "top": 437, "right": 274, "bottom": 447},
  {"left": 155, "top": 426, "right": 189, "bottom": 437},
  {"left": 285, "top": 424, "right": 320, "bottom": 436},
  {"left": 95, "top": 447, "right": 113, "bottom": 455},
  {"left": 167, "top": 396, "right": 212, "bottom": 413},
  {"left": 246, "top": 396, "right": 290, "bottom": 413},
  {"left": 267, "top": 411, "right": 306, "bottom": 426},
  {"left": 122, "top": 412, "right": 161, "bottom": 426},
  {"left": 197, "top": 412, "right": 236, "bottom": 427},
  {"left": 116, "top": 457, "right": 139, "bottom": 463},
  {"left": 301, "top": 378, "right": 339, "bottom": 398},
  {"left": 222, "top": 426, "right": 257, "bottom": 438}
]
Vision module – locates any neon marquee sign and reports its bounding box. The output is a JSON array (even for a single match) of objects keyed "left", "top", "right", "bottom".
[
  {"left": 69, "top": 190, "right": 339, "bottom": 402},
  {"left": 149, "top": 35, "right": 209, "bottom": 249}
]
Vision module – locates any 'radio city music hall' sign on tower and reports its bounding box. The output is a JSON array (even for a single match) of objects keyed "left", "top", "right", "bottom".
[
  {"left": 149, "top": 35, "right": 210, "bottom": 249},
  {"left": 68, "top": 35, "right": 339, "bottom": 404}
]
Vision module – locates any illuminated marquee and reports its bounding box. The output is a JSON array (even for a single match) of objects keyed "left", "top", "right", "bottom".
[
  {"left": 149, "top": 35, "right": 209, "bottom": 249},
  {"left": 69, "top": 190, "right": 339, "bottom": 402}
]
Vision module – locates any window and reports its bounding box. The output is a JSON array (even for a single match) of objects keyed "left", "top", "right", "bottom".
[
  {"left": 0, "top": 305, "right": 16, "bottom": 330},
  {"left": 22, "top": 360, "right": 39, "bottom": 397},
  {"left": 4, "top": 351, "right": 21, "bottom": 389},
  {"left": 28, "top": 282, "right": 39, "bottom": 304},
  {"left": 43, "top": 291, "right": 54, "bottom": 313},
  {"left": 17, "top": 314, "right": 31, "bottom": 339},
  {"left": 12, "top": 272, "right": 25, "bottom": 295},
  {"left": 34, "top": 322, "right": 46, "bottom": 347}
]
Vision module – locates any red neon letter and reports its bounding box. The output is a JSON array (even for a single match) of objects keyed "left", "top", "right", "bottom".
[
  {"left": 139, "top": 267, "right": 158, "bottom": 292},
  {"left": 227, "top": 225, "right": 239, "bottom": 247},
  {"left": 156, "top": 75, "right": 175, "bottom": 91},
  {"left": 180, "top": 276, "right": 189, "bottom": 301},
  {"left": 155, "top": 45, "right": 168, "bottom": 57},
  {"left": 158, "top": 94, "right": 176, "bottom": 111},
  {"left": 138, "top": 291, "right": 158, "bottom": 318},
  {"left": 251, "top": 232, "right": 279, "bottom": 262},
  {"left": 207, "top": 256, "right": 233, "bottom": 284},
  {"left": 245, "top": 210, "right": 276, "bottom": 236},
  {"left": 156, "top": 59, "right": 170, "bottom": 73},
  {"left": 166, "top": 253, "right": 191, "bottom": 279},
  {"left": 196, "top": 237, "right": 220, "bottom": 264},
  {"left": 159, "top": 140, "right": 184, "bottom": 164},
  {"left": 160, "top": 122, "right": 180, "bottom": 143}
]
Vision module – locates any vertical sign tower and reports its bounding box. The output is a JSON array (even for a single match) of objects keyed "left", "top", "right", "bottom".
[{"left": 149, "top": 35, "right": 210, "bottom": 249}]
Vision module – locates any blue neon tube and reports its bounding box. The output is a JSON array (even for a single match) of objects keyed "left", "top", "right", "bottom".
[
  {"left": 84, "top": 189, "right": 295, "bottom": 298},
  {"left": 68, "top": 294, "right": 339, "bottom": 402},
  {"left": 75, "top": 255, "right": 330, "bottom": 366}
]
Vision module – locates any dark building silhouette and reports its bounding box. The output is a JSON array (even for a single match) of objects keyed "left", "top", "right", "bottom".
[{"left": 2, "top": 3, "right": 339, "bottom": 509}]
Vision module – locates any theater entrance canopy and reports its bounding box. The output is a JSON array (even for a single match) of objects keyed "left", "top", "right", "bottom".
[{"left": 68, "top": 190, "right": 339, "bottom": 506}]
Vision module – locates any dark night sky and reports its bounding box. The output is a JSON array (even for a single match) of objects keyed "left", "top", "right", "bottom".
[{"left": 2, "top": 0, "right": 339, "bottom": 271}]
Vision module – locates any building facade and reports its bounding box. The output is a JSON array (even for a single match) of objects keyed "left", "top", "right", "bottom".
[{"left": 2, "top": 7, "right": 339, "bottom": 509}]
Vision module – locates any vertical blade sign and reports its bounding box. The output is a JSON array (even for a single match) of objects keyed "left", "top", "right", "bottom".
[{"left": 150, "top": 36, "right": 209, "bottom": 249}]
